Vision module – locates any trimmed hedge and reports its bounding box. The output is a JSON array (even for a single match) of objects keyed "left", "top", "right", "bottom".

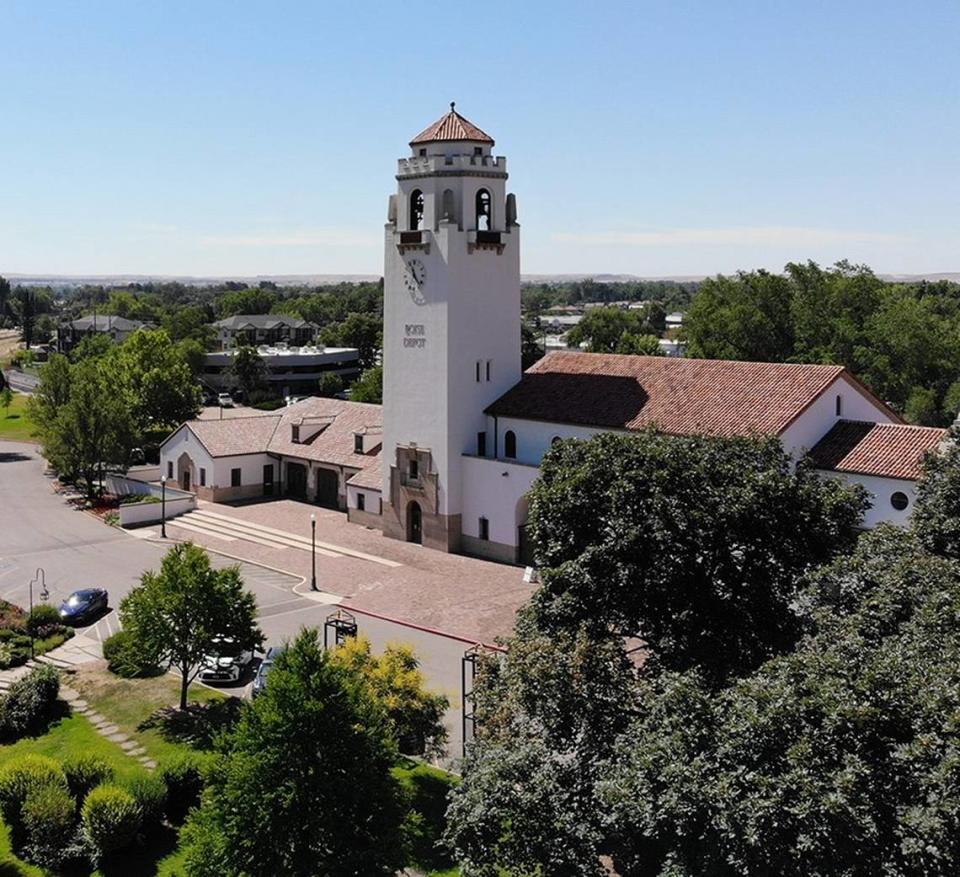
[
  {"left": 0, "top": 754, "right": 68, "bottom": 837},
  {"left": 0, "top": 664, "right": 60, "bottom": 739},
  {"left": 81, "top": 784, "right": 142, "bottom": 860},
  {"left": 22, "top": 782, "right": 76, "bottom": 869},
  {"left": 63, "top": 753, "right": 114, "bottom": 802},
  {"left": 157, "top": 753, "right": 208, "bottom": 824},
  {"left": 124, "top": 772, "right": 167, "bottom": 829},
  {"left": 102, "top": 629, "right": 161, "bottom": 678}
]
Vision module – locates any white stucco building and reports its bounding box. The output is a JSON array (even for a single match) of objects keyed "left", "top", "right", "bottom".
[{"left": 160, "top": 106, "right": 947, "bottom": 565}]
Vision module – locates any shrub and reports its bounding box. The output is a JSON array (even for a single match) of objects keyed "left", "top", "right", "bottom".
[
  {"left": 0, "top": 754, "right": 68, "bottom": 837},
  {"left": 0, "top": 628, "right": 17, "bottom": 641},
  {"left": 0, "top": 664, "right": 60, "bottom": 739},
  {"left": 157, "top": 753, "right": 207, "bottom": 824},
  {"left": 123, "top": 772, "right": 166, "bottom": 829},
  {"left": 22, "top": 782, "right": 76, "bottom": 869},
  {"left": 81, "top": 784, "right": 142, "bottom": 860},
  {"left": 0, "top": 642, "right": 13, "bottom": 669},
  {"left": 63, "top": 753, "right": 114, "bottom": 802},
  {"left": 25, "top": 604, "right": 60, "bottom": 637},
  {"left": 102, "top": 629, "right": 160, "bottom": 678},
  {"left": 250, "top": 397, "right": 286, "bottom": 411},
  {"left": 104, "top": 511, "right": 120, "bottom": 527}
]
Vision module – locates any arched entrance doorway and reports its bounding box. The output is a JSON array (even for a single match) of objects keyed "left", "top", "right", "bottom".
[
  {"left": 176, "top": 452, "right": 194, "bottom": 493},
  {"left": 407, "top": 501, "right": 422, "bottom": 545},
  {"left": 315, "top": 468, "right": 339, "bottom": 510},
  {"left": 286, "top": 462, "right": 308, "bottom": 499}
]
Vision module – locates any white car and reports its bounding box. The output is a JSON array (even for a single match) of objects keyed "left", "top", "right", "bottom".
[
  {"left": 217, "top": 392, "right": 234, "bottom": 408},
  {"left": 199, "top": 637, "right": 253, "bottom": 683}
]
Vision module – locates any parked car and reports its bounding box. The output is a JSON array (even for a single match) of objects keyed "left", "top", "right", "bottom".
[
  {"left": 251, "top": 645, "right": 286, "bottom": 697},
  {"left": 58, "top": 588, "right": 108, "bottom": 625},
  {"left": 199, "top": 636, "right": 253, "bottom": 683},
  {"left": 217, "top": 392, "right": 234, "bottom": 408}
]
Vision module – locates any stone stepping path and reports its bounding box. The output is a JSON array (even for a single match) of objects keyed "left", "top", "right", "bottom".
[{"left": 60, "top": 685, "right": 156, "bottom": 771}]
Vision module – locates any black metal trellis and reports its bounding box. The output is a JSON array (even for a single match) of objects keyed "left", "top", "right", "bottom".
[
  {"left": 323, "top": 608, "right": 358, "bottom": 649},
  {"left": 461, "top": 643, "right": 500, "bottom": 758}
]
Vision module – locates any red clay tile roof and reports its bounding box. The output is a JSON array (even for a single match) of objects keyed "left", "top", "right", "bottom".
[
  {"left": 267, "top": 398, "right": 382, "bottom": 471},
  {"left": 809, "top": 420, "right": 946, "bottom": 480},
  {"left": 346, "top": 464, "right": 383, "bottom": 491},
  {"left": 185, "top": 416, "right": 282, "bottom": 458},
  {"left": 410, "top": 106, "right": 494, "bottom": 146},
  {"left": 486, "top": 350, "right": 851, "bottom": 437}
]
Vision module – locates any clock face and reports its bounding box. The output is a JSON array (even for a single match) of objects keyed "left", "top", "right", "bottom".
[{"left": 403, "top": 258, "right": 427, "bottom": 304}]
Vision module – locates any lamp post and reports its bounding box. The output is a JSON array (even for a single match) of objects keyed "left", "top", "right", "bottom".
[
  {"left": 310, "top": 513, "right": 317, "bottom": 591},
  {"left": 160, "top": 475, "right": 167, "bottom": 538}
]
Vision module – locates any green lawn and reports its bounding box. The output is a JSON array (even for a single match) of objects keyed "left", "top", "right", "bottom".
[
  {"left": 0, "top": 393, "right": 36, "bottom": 443},
  {"left": 70, "top": 668, "right": 228, "bottom": 763}
]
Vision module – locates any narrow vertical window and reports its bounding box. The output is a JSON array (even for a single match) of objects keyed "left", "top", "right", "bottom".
[
  {"left": 486, "top": 360, "right": 491, "bottom": 381},
  {"left": 479, "top": 517, "right": 489, "bottom": 541},
  {"left": 835, "top": 394, "right": 843, "bottom": 416},
  {"left": 409, "top": 189, "right": 424, "bottom": 231},
  {"left": 504, "top": 430, "right": 517, "bottom": 459},
  {"left": 477, "top": 431, "right": 487, "bottom": 456},
  {"left": 409, "top": 458, "right": 419, "bottom": 480},
  {"left": 167, "top": 461, "right": 173, "bottom": 479},
  {"left": 475, "top": 361, "right": 481, "bottom": 382},
  {"left": 200, "top": 468, "right": 206, "bottom": 486},
  {"left": 357, "top": 493, "right": 366, "bottom": 512},
  {"left": 475, "top": 188, "right": 491, "bottom": 230}
]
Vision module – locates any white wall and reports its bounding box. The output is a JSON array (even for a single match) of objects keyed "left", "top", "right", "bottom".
[
  {"left": 817, "top": 470, "right": 916, "bottom": 528},
  {"left": 346, "top": 484, "right": 382, "bottom": 513},
  {"left": 159, "top": 427, "right": 215, "bottom": 483},
  {"left": 491, "top": 416, "right": 607, "bottom": 466},
  {"left": 119, "top": 495, "right": 195, "bottom": 527},
  {"left": 212, "top": 454, "right": 273, "bottom": 490},
  {"left": 780, "top": 375, "right": 896, "bottom": 458},
  {"left": 461, "top": 455, "right": 540, "bottom": 547}
]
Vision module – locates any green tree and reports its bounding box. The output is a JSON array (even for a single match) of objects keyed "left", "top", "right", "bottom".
[
  {"left": 110, "top": 328, "right": 202, "bottom": 429},
  {"left": 316, "top": 372, "right": 344, "bottom": 398},
  {"left": 69, "top": 332, "right": 113, "bottom": 362},
  {"left": 0, "top": 275, "right": 10, "bottom": 324},
  {"left": 119, "top": 543, "right": 262, "bottom": 709},
  {"left": 179, "top": 628, "right": 404, "bottom": 877},
  {"left": 566, "top": 307, "right": 661, "bottom": 354},
  {"left": 601, "top": 528, "right": 960, "bottom": 877},
  {"left": 527, "top": 431, "right": 867, "bottom": 684},
  {"left": 329, "top": 635, "right": 448, "bottom": 756},
  {"left": 616, "top": 331, "right": 662, "bottom": 355},
  {"left": 35, "top": 358, "right": 135, "bottom": 498},
  {"left": 350, "top": 364, "right": 383, "bottom": 404},
  {"left": 229, "top": 345, "right": 267, "bottom": 397},
  {"left": 911, "top": 437, "right": 960, "bottom": 560},
  {"left": 13, "top": 289, "right": 36, "bottom": 348},
  {"left": 0, "top": 386, "right": 11, "bottom": 418},
  {"left": 321, "top": 312, "right": 382, "bottom": 370},
  {"left": 214, "top": 288, "right": 277, "bottom": 318}
]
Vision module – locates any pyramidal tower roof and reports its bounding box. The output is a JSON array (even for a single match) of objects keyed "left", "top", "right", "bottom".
[{"left": 409, "top": 103, "right": 494, "bottom": 147}]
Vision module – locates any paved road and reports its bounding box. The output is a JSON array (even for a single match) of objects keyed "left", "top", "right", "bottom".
[{"left": 0, "top": 441, "right": 469, "bottom": 759}]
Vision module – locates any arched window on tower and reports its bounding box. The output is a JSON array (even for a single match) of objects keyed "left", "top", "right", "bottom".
[
  {"left": 475, "top": 188, "right": 491, "bottom": 231},
  {"left": 409, "top": 189, "right": 424, "bottom": 231},
  {"left": 503, "top": 430, "right": 517, "bottom": 459}
]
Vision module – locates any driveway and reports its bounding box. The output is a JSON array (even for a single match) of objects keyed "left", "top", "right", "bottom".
[{"left": 0, "top": 440, "right": 484, "bottom": 758}]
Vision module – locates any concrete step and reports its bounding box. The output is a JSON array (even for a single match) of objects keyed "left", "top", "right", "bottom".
[
  {"left": 174, "top": 515, "right": 305, "bottom": 552},
  {"left": 34, "top": 653, "right": 77, "bottom": 670},
  {"left": 186, "top": 511, "right": 340, "bottom": 556},
  {"left": 193, "top": 509, "right": 401, "bottom": 568}
]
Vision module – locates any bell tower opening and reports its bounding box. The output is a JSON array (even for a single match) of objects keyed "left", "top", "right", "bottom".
[
  {"left": 475, "top": 188, "right": 491, "bottom": 231},
  {"left": 409, "top": 189, "right": 424, "bottom": 231}
]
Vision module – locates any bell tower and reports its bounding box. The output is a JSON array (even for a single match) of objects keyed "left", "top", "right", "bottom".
[{"left": 381, "top": 104, "right": 521, "bottom": 551}]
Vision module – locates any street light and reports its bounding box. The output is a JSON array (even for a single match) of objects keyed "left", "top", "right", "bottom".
[
  {"left": 160, "top": 475, "right": 167, "bottom": 538},
  {"left": 310, "top": 513, "right": 317, "bottom": 591}
]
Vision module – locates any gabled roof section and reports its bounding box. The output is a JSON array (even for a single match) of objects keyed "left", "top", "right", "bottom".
[
  {"left": 486, "top": 350, "right": 852, "bottom": 437},
  {"left": 213, "top": 314, "right": 315, "bottom": 331},
  {"left": 183, "top": 415, "right": 282, "bottom": 458},
  {"left": 410, "top": 104, "right": 494, "bottom": 146},
  {"left": 809, "top": 420, "right": 946, "bottom": 480}
]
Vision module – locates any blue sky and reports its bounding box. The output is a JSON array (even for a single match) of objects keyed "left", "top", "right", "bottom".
[{"left": 1, "top": 1, "right": 957, "bottom": 277}]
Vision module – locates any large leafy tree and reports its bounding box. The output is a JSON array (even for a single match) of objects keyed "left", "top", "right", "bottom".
[
  {"left": 31, "top": 357, "right": 135, "bottom": 498},
  {"left": 527, "top": 431, "right": 867, "bottom": 684},
  {"left": 601, "top": 527, "right": 960, "bottom": 877},
  {"left": 349, "top": 364, "right": 382, "bottom": 403},
  {"left": 110, "top": 328, "right": 202, "bottom": 429},
  {"left": 566, "top": 306, "right": 663, "bottom": 354},
  {"left": 911, "top": 435, "right": 960, "bottom": 560},
  {"left": 321, "top": 311, "right": 382, "bottom": 370},
  {"left": 179, "top": 628, "right": 404, "bottom": 877},
  {"left": 229, "top": 344, "right": 267, "bottom": 396},
  {"left": 119, "top": 543, "right": 262, "bottom": 709}
]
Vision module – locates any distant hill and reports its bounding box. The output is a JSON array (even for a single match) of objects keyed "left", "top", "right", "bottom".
[{"left": 5, "top": 271, "right": 959, "bottom": 288}]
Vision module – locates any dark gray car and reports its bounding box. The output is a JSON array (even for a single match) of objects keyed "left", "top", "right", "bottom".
[{"left": 252, "top": 645, "right": 286, "bottom": 697}]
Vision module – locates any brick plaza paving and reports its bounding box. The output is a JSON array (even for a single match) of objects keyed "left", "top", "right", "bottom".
[{"left": 165, "top": 498, "right": 534, "bottom": 645}]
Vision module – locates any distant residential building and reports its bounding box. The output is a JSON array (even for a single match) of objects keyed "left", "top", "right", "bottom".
[
  {"left": 658, "top": 338, "right": 685, "bottom": 357},
  {"left": 665, "top": 312, "right": 684, "bottom": 329},
  {"left": 201, "top": 345, "right": 361, "bottom": 397},
  {"left": 213, "top": 315, "right": 318, "bottom": 350},
  {"left": 56, "top": 315, "right": 147, "bottom": 353}
]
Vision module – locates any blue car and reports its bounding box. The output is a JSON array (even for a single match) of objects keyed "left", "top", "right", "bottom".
[
  {"left": 252, "top": 645, "right": 286, "bottom": 697},
  {"left": 58, "top": 589, "right": 108, "bottom": 625}
]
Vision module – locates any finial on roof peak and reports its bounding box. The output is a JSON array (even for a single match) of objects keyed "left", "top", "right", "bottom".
[{"left": 450, "top": 101, "right": 456, "bottom": 112}]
